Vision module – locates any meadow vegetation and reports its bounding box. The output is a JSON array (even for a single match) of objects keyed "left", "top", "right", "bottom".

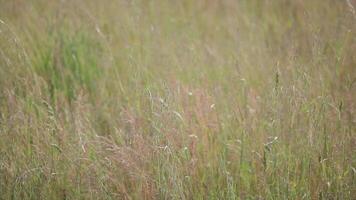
[{"left": 0, "top": 0, "right": 355, "bottom": 199}]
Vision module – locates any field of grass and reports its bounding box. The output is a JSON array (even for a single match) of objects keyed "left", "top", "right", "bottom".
[{"left": 0, "top": 0, "right": 355, "bottom": 199}]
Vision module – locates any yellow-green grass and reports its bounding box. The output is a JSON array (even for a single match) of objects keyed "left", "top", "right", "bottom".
[{"left": 0, "top": 0, "right": 355, "bottom": 199}]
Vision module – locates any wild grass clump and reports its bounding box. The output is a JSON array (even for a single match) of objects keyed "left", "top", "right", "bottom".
[{"left": 0, "top": 0, "right": 355, "bottom": 199}]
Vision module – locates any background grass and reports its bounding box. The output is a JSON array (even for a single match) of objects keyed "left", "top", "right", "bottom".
[{"left": 0, "top": 0, "right": 355, "bottom": 199}]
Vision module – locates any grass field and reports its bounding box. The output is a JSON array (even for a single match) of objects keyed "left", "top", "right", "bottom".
[{"left": 0, "top": 0, "right": 355, "bottom": 199}]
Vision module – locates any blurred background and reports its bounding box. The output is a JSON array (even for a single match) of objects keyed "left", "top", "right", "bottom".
[{"left": 0, "top": 0, "right": 355, "bottom": 199}]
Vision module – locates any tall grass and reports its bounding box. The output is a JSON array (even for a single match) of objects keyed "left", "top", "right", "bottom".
[{"left": 0, "top": 0, "right": 355, "bottom": 199}]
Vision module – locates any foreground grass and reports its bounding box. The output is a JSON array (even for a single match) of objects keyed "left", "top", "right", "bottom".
[{"left": 0, "top": 0, "right": 355, "bottom": 199}]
